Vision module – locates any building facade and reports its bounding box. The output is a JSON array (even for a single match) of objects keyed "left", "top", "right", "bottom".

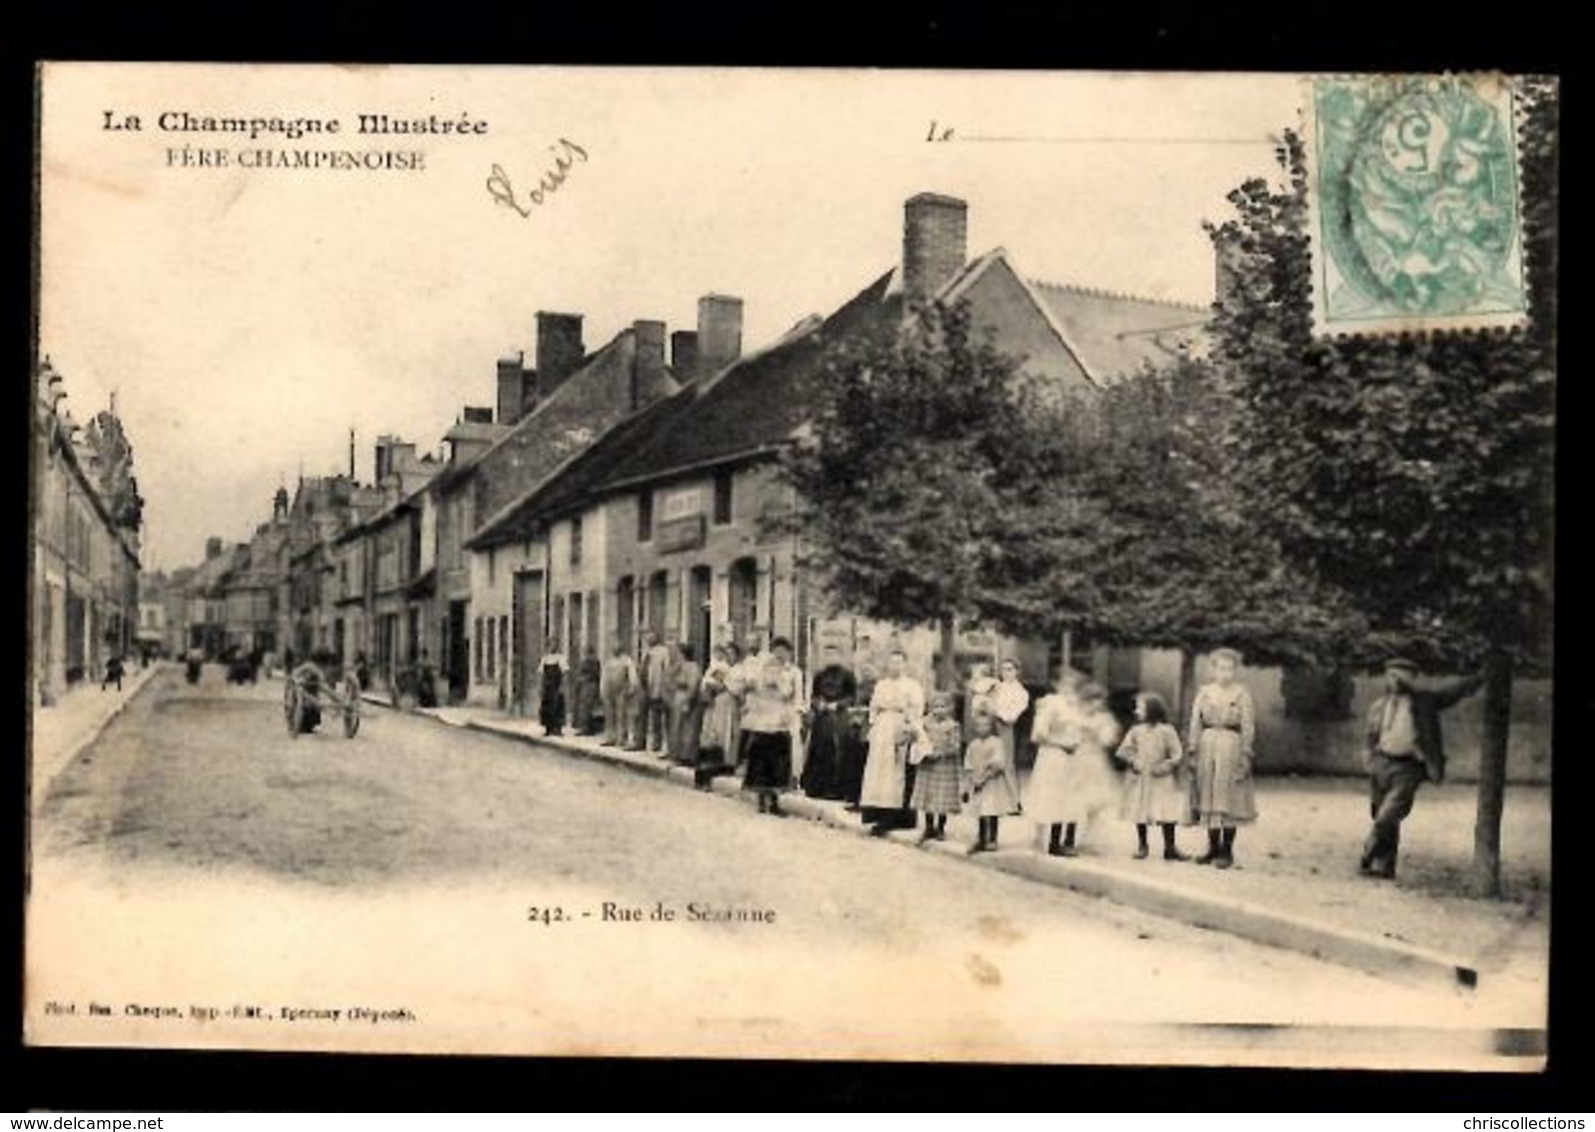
[{"left": 32, "top": 358, "right": 144, "bottom": 704}]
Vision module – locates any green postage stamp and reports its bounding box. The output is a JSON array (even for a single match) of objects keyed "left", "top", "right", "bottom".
[{"left": 1305, "top": 74, "right": 1527, "bottom": 335}]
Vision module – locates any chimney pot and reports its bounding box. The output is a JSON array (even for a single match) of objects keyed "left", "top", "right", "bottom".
[
  {"left": 496, "top": 352, "right": 527, "bottom": 427},
  {"left": 670, "top": 330, "right": 700, "bottom": 382},
  {"left": 535, "top": 312, "right": 586, "bottom": 399},
  {"left": 902, "top": 192, "right": 969, "bottom": 303},
  {"left": 632, "top": 320, "right": 667, "bottom": 409},
  {"left": 697, "top": 294, "right": 744, "bottom": 379}
]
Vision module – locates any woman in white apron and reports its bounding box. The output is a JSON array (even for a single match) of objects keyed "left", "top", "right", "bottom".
[{"left": 859, "top": 649, "right": 925, "bottom": 836}]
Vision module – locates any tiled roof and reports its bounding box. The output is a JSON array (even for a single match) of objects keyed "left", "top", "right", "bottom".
[
  {"left": 1029, "top": 280, "right": 1210, "bottom": 382},
  {"left": 585, "top": 270, "right": 900, "bottom": 493},
  {"left": 466, "top": 387, "right": 699, "bottom": 549}
]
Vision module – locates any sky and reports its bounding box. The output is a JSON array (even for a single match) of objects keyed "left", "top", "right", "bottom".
[{"left": 39, "top": 66, "right": 1302, "bottom": 570}]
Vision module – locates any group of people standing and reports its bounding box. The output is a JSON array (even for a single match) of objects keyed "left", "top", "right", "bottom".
[{"left": 573, "top": 631, "right": 1269, "bottom": 867}]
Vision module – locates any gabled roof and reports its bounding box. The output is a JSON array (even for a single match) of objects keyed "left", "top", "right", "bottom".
[
  {"left": 466, "top": 386, "right": 699, "bottom": 550},
  {"left": 580, "top": 270, "right": 901, "bottom": 495},
  {"left": 1029, "top": 279, "right": 1209, "bottom": 382}
]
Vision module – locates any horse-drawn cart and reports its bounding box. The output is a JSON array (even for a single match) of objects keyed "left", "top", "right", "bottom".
[{"left": 284, "top": 668, "right": 362, "bottom": 739}]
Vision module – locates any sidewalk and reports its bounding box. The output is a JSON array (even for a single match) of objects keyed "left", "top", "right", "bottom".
[
  {"left": 29, "top": 661, "right": 162, "bottom": 809},
  {"left": 367, "top": 691, "right": 1549, "bottom": 990}
]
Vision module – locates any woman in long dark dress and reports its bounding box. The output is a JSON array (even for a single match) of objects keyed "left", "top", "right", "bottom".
[
  {"left": 800, "top": 644, "right": 859, "bottom": 801},
  {"left": 539, "top": 653, "right": 567, "bottom": 736}
]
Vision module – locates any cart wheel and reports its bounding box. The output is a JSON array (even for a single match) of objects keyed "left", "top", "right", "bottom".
[{"left": 284, "top": 686, "right": 298, "bottom": 737}]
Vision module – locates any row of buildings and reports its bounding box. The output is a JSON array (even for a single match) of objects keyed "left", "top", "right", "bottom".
[
  {"left": 162, "top": 191, "right": 1550, "bottom": 783},
  {"left": 31, "top": 358, "right": 145, "bottom": 704}
]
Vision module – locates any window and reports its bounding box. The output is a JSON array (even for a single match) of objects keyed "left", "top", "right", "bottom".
[
  {"left": 713, "top": 468, "right": 734, "bottom": 525},
  {"left": 473, "top": 616, "right": 483, "bottom": 681},
  {"left": 488, "top": 547, "right": 496, "bottom": 587},
  {"left": 570, "top": 516, "right": 583, "bottom": 567},
  {"left": 637, "top": 490, "right": 654, "bottom": 542},
  {"left": 485, "top": 617, "right": 496, "bottom": 682}
]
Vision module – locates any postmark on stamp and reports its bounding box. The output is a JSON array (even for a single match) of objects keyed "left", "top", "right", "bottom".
[{"left": 1304, "top": 74, "right": 1527, "bottom": 336}]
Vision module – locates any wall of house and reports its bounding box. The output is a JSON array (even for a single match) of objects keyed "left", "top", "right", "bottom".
[
  {"left": 599, "top": 461, "right": 798, "bottom": 664},
  {"left": 465, "top": 538, "right": 542, "bottom": 712},
  {"left": 962, "top": 258, "right": 1093, "bottom": 390},
  {"left": 1132, "top": 648, "right": 1552, "bottom": 785}
]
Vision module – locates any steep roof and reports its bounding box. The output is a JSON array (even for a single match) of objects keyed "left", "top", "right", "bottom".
[
  {"left": 585, "top": 270, "right": 899, "bottom": 494},
  {"left": 1029, "top": 280, "right": 1209, "bottom": 382},
  {"left": 466, "top": 387, "right": 698, "bottom": 550}
]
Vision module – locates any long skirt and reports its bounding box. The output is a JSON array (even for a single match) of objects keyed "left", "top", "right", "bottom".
[
  {"left": 909, "top": 757, "right": 963, "bottom": 814},
  {"left": 1026, "top": 744, "right": 1117, "bottom": 826},
  {"left": 1193, "top": 729, "right": 1257, "bottom": 825},
  {"left": 700, "top": 691, "right": 739, "bottom": 766},
  {"left": 672, "top": 700, "right": 704, "bottom": 767},
  {"left": 859, "top": 713, "right": 909, "bottom": 810},
  {"left": 801, "top": 709, "right": 855, "bottom": 800},
  {"left": 1119, "top": 767, "right": 1190, "bottom": 825},
  {"left": 742, "top": 730, "right": 791, "bottom": 791}
]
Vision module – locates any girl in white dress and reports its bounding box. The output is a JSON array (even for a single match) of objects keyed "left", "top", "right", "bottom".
[
  {"left": 859, "top": 649, "right": 925, "bottom": 835},
  {"left": 1027, "top": 671, "right": 1121, "bottom": 856},
  {"left": 988, "top": 658, "right": 1030, "bottom": 814}
]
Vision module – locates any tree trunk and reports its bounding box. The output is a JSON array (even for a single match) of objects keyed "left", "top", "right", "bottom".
[
  {"left": 1176, "top": 648, "right": 1197, "bottom": 732},
  {"left": 938, "top": 615, "right": 959, "bottom": 693},
  {"left": 1472, "top": 649, "right": 1514, "bottom": 899}
]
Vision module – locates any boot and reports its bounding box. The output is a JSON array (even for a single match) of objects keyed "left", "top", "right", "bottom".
[
  {"left": 1047, "top": 823, "right": 1064, "bottom": 857},
  {"left": 1216, "top": 826, "right": 1237, "bottom": 869},
  {"left": 1060, "top": 823, "right": 1079, "bottom": 857},
  {"left": 967, "top": 817, "right": 991, "bottom": 855},
  {"left": 934, "top": 814, "right": 948, "bottom": 840},
  {"left": 1196, "top": 828, "right": 1222, "bottom": 865},
  {"left": 1134, "top": 823, "right": 1150, "bottom": 860},
  {"left": 1161, "top": 823, "right": 1188, "bottom": 861},
  {"left": 918, "top": 814, "right": 937, "bottom": 843}
]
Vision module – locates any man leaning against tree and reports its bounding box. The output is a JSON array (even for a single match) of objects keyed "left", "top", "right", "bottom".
[{"left": 1360, "top": 657, "right": 1485, "bottom": 880}]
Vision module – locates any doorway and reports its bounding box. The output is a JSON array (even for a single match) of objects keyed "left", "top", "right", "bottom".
[
  {"left": 687, "top": 565, "right": 712, "bottom": 662},
  {"left": 728, "top": 557, "right": 757, "bottom": 649},
  {"left": 513, "top": 571, "right": 545, "bottom": 716}
]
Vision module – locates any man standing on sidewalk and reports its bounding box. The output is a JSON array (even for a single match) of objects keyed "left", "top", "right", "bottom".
[
  {"left": 1360, "top": 657, "right": 1485, "bottom": 879},
  {"left": 641, "top": 630, "right": 674, "bottom": 755},
  {"left": 600, "top": 641, "right": 639, "bottom": 748}
]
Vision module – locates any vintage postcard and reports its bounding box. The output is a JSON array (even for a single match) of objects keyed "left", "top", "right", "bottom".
[{"left": 27, "top": 64, "right": 1554, "bottom": 1069}]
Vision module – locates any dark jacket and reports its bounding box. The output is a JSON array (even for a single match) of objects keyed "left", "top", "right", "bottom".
[{"left": 1364, "top": 673, "right": 1484, "bottom": 784}]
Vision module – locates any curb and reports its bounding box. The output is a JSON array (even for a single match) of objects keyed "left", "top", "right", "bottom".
[
  {"left": 366, "top": 697, "right": 1481, "bottom": 990},
  {"left": 30, "top": 663, "right": 163, "bottom": 809}
]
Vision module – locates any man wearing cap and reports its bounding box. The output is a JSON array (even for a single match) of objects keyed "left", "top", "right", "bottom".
[{"left": 1360, "top": 657, "right": 1484, "bottom": 879}]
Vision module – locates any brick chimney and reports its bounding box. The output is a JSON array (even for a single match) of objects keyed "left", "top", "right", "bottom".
[
  {"left": 902, "top": 192, "right": 968, "bottom": 303},
  {"left": 205, "top": 536, "right": 223, "bottom": 560},
  {"left": 632, "top": 319, "right": 667, "bottom": 409},
  {"left": 697, "top": 294, "right": 743, "bottom": 379},
  {"left": 496, "top": 352, "right": 527, "bottom": 427},
  {"left": 670, "top": 330, "right": 699, "bottom": 382},
  {"left": 535, "top": 312, "right": 585, "bottom": 399}
]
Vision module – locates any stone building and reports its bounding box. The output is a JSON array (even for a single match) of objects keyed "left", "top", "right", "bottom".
[{"left": 31, "top": 358, "right": 144, "bottom": 703}]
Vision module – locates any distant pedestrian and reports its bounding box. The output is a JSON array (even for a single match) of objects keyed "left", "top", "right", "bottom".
[
  {"left": 963, "top": 710, "right": 1016, "bottom": 854},
  {"left": 640, "top": 631, "right": 673, "bottom": 755},
  {"left": 352, "top": 650, "right": 370, "bottom": 693},
  {"left": 735, "top": 637, "right": 800, "bottom": 816},
  {"left": 600, "top": 641, "right": 639, "bottom": 748},
  {"left": 101, "top": 653, "right": 125, "bottom": 692},
  {"left": 539, "top": 652, "right": 567, "bottom": 736},
  {"left": 1115, "top": 691, "right": 1189, "bottom": 861},
  {"left": 1360, "top": 657, "right": 1484, "bottom": 880},
  {"left": 859, "top": 648, "right": 925, "bottom": 836},
  {"left": 1028, "top": 670, "right": 1121, "bottom": 857},
  {"left": 910, "top": 691, "right": 963, "bottom": 842},
  {"left": 1188, "top": 647, "right": 1257, "bottom": 869}
]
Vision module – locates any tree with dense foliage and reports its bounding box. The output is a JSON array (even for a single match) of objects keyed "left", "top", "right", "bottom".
[
  {"left": 1205, "top": 80, "right": 1556, "bottom": 896},
  {"left": 775, "top": 299, "right": 1036, "bottom": 690}
]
